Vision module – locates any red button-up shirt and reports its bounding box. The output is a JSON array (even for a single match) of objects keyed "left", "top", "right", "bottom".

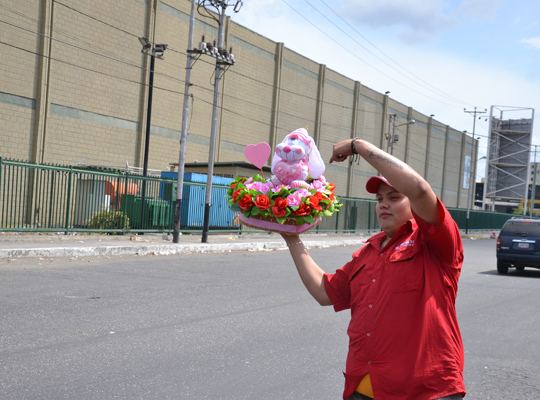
[{"left": 324, "top": 200, "right": 465, "bottom": 400}]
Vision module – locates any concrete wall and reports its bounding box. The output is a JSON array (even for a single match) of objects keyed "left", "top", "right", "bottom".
[{"left": 1, "top": 0, "right": 477, "bottom": 207}]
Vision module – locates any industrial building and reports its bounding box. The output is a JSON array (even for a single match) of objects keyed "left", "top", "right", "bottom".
[{"left": 1, "top": 0, "right": 478, "bottom": 206}]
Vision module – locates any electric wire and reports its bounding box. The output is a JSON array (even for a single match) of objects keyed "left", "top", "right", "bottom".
[
  {"left": 280, "top": 0, "right": 465, "bottom": 109},
  {"left": 0, "top": 19, "right": 148, "bottom": 74},
  {"left": 2, "top": 37, "right": 468, "bottom": 186},
  {"left": 52, "top": 0, "right": 139, "bottom": 39},
  {"left": 0, "top": 41, "right": 184, "bottom": 97},
  {"left": 303, "top": 0, "right": 473, "bottom": 107},
  {"left": 2, "top": 4, "right": 487, "bottom": 157},
  {"left": 10, "top": 0, "right": 485, "bottom": 138},
  {"left": 316, "top": 0, "right": 474, "bottom": 107}
]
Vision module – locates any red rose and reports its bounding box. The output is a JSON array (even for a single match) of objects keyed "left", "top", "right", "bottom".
[
  {"left": 232, "top": 189, "right": 242, "bottom": 202},
  {"left": 313, "top": 191, "right": 324, "bottom": 201},
  {"left": 273, "top": 197, "right": 289, "bottom": 209},
  {"left": 292, "top": 203, "right": 311, "bottom": 216},
  {"left": 308, "top": 196, "right": 322, "bottom": 212},
  {"left": 238, "top": 194, "right": 254, "bottom": 210},
  {"left": 271, "top": 204, "right": 287, "bottom": 218},
  {"left": 255, "top": 194, "right": 271, "bottom": 210},
  {"left": 327, "top": 182, "right": 336, "bottom": 192}
]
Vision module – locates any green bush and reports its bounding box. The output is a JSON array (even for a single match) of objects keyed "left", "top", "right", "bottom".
[{"left": 87, "top": 206, "right": 129, "bottom": 233}]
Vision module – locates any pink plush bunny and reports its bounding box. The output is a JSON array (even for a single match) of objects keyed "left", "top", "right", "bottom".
[{"left": 271, "top": 128, "right": 325, "bottom": 187}]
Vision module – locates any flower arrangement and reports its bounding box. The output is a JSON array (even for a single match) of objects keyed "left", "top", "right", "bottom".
[{"left": 227, "top": 174, "right": 341, "bottom": 229}]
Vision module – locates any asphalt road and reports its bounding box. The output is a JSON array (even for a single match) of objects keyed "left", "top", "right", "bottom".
[{"left": 1, "top": 239, "right": 539, "bottom": 399}]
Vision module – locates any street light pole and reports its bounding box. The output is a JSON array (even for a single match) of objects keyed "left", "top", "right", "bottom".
[
  {"left": 464, "top": 107, "right": 486, "bottom": 234},
  {"left": 139, "top": 37, "right": 167, "bottom": 231},
  {"left": 389, "top": 117, "right": 415, "bottom": 155},
  {"left": 386, "top": 114, "right": 394, "bottom": 153}
]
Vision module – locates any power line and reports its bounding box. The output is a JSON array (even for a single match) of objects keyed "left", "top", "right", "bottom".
[
  {"left": 302, "top": 0, "right": 472, "bottom": 107},
  {"left": 316, "top": 0, "right": 474, "bottom": 107},
  {"left": 52, "top": 0, "right": 139, "bottom": 39},
  {"left": 280, "top": 0, "right": 465, "bottom": 109},
  {"left": 2, "top": 3, "right": 481, "bottom": 151},
  {"left": 0, "top": 19, "right": 147, "bottom": 74},
  {"left": 3, "top": 38, "right": 470, "bottom": 186},
  {"left": 3, "top": 0, "right": 389, "bottom": 121},
  {"left": 12, "top": 0, "right": 464, "bottom": 130}
]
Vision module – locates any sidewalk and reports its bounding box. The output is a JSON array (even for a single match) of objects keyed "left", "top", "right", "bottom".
[{"left": 0, "top": 230, "right": 496, "bottom": 259}]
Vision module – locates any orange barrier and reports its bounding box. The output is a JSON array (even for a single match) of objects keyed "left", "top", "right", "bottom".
[{"left": 105, "top": 181, "right": 139, "bottom": 207}]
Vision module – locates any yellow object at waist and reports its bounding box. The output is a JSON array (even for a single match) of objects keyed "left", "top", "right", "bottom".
[{"left": 356, "top": 372, "right": 373, "bottom": 398}]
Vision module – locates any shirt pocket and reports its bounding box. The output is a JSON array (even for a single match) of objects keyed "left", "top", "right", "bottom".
[
  {"left": 347, "top": 262, "right": 368, "bottom": 286},
  {"left": 389, "top": 244, "right": 424, "bottom": 294},
  {"left": 347, "top": 262, "right": 370, "bottom": 304}
]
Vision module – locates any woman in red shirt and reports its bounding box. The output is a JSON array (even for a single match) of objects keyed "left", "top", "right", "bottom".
[{"left": 281, "top": 138, "right": 465, "bottom": 400}]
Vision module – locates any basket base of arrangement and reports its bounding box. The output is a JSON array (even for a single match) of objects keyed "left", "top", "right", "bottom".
[{"left": 239, "top": 214, "right": 321, "bottom": 235}]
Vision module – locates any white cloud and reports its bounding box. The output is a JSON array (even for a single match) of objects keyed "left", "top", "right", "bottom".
[
  {"left": 521, "top": 37, "right": 540, "bottom": 49},
  {"left": 339, "top": 0, "right": 455, "bottom": 43},
  {"left": 456, "top": 0, "right": 502, "bottom": 21}
]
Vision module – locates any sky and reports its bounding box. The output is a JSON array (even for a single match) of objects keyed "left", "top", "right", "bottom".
[{"left": 232, "top": 0, "right": 540, "bottom": 181}]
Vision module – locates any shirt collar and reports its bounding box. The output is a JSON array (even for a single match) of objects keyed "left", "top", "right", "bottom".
[{"left": 366, "top": 219, "right": 416, "bottom": 247}]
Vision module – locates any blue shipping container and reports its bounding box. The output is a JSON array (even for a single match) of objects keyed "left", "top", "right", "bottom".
[{"left": 160, "top": 172, "right": 237, "bottom": 229}]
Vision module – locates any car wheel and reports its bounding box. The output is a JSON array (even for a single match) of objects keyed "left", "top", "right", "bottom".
[
  {"left": 516, "top": 266, "right": 525, "bottom": 271},
  {"left": 497, "top": 260, "right": 509, "bottom": 274}
]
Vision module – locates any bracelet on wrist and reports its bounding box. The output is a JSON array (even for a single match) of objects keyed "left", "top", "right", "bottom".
[
  {"left": 287, "top": 241, "right": 303, "bottom": 248},
  {"left": 351, "top": 138, "right": 360, "bottom": 155}
]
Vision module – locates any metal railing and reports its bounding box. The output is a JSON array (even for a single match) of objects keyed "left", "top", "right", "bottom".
[
  {"left": 0, "top": 158, "right": 522, "bottom": 234},
  {"left": 0, "top": 158, "right": 235, "bottom": 234}
]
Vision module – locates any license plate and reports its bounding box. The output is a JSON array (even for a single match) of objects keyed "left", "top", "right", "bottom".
[{"left": 518, "top": 243, "right": 530, "bottom": 249}]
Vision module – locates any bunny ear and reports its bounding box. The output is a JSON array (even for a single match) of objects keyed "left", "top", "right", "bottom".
[{"left": 308, "top": 142, "right": 325, "bottom": 179}]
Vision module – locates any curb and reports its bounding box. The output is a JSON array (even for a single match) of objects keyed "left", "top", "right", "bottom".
[{"left": 0, "top": 239, "right": 369, "bottom": 259}]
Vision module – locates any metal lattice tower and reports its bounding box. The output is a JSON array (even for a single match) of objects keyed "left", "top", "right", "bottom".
[{"left": 483, "top": 105, "right": 535, "bottom": 211}]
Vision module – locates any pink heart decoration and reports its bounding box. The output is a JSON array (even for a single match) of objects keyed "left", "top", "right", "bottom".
[{"left": 244, "top": 142, "right": 271, "bottom": 169}]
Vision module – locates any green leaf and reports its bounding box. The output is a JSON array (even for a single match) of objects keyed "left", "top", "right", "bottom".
[
  {"left": 295, "top": 217, "right": 305, "bottom": 226},
  {"left": 324, "top": 210, "right": 333, "bottom": 216},
  {"left": 229, "top": 203, "right": 241, "bottom": 211},
  {"left": 251, "top": 207, "right": 260, "bottom": 216},
  {"left": 304, "top": 215, "right": 314, "bottom": 224},
  {"left": 276, "top": 216, "right": 287, "bottom": 224}
]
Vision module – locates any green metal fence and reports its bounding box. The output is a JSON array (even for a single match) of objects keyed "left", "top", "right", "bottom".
[{"left": 0, "top": 158, "right": 521, "bottom": 234}]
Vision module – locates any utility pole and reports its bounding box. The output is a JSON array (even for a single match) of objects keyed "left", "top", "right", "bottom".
[
  {"left": 192, "top": 1, "right": 240, "bottom": 243},
  {"left": 172, "top": 0, "right": 196, "bottom": 243},
  {"left": 138, "top": 37, "right": 167, "bottom": 231},
  {"left": 464, "top": 107, "right": 487, "bottom": 234}
]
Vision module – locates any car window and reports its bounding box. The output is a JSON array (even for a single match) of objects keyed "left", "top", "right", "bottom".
[{"left": 501, "top": 221, "right": 540, "bottom": 236}]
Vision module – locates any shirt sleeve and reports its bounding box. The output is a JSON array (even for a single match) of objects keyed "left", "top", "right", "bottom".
[
  {"left": 412, "top": 197, "right": 463, "bottom": 269},
  {"left": 323, "top": 249, "right": 363, "bottom": 312}
]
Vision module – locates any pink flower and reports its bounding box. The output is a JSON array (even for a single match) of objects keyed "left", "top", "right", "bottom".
[
  {"left": 287, "top": 193, "right": 302, "bottom": 207},
  {"left": 259, "top": 182, "right": 271, "bottom": 194},
  {"left": 318, "top": 175, "right": 327, "bottom": 184},
  {"left": 294, "top": 188, "right": 310, "bottom": 198},
  {"left": 311, "top": 180, "right": 324, "bottom": 191},
  {"left": 244, "top": 181, "right": 271, "bottom": 194},
  {"left": 271, "top": 184, "right": 287, "bottom": 193}
]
